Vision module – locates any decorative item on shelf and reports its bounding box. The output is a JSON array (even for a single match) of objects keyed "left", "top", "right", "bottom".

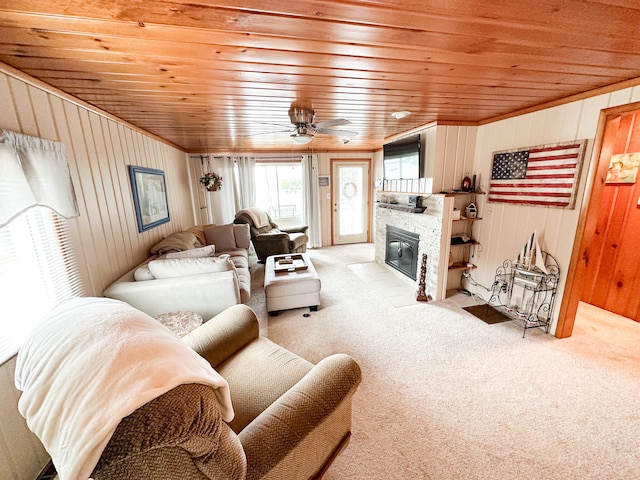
[
  {"left": 465, "top": 202, "right": 478, "bottom": 218},
  {"left": 461, "top": 172, "right": 472, "bottom": 192},
  {"left": 199, "top": 171, "right": 223, "bottom": 191}
]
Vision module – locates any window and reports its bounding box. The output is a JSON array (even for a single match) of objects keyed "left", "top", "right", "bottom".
[
  {"left": 255, "top": 162, "right": 305, "bottom": 227},
  {"left": 0, "top": 207, "right": 83, "bottom": 363}
]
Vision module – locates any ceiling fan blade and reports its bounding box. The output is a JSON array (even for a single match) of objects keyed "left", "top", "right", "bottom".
[
  {"left": 315, "top": 127, "right": 359, "bottom": 138},
  {"left": 241, "top": 128, "right": 294, "bottom": 137},
  {"left": 315, "top": 118, "right": 351, "bottom": 129}
]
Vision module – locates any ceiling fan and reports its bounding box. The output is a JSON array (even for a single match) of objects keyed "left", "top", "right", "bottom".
[
  {"left": 255, "top": 107, "right": 358, "bottom": 145},
  {"left": 288, "top": 107, "right": 358, "bottom": 144}
]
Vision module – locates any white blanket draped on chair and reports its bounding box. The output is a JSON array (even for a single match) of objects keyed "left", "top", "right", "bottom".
[{"left": 15, "top": 297, "right": 233, "bottom": 480}]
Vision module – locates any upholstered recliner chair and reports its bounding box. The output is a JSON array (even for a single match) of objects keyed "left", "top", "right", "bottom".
[
  {"left": 15, "top": 298, "right": 361, "bottom": 480},
  {"left": 234, "top": 207, "right": 309, "bottom": 262}
]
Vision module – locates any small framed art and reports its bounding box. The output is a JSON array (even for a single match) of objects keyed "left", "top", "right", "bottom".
[{"left": 605, "top": 153, "right": 640, "bottom": 184}]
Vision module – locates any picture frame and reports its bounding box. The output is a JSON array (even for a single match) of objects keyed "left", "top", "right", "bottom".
[
  {"left": 605, "top": 152, "right": 640, "bottom": 184},
  {"left": 128, "top": 165, "right": 170, "bottom": 232}
]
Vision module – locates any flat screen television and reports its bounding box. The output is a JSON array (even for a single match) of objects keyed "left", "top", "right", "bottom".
[{"left": 383, "top": 135, "right": 422, "bottom": 180}]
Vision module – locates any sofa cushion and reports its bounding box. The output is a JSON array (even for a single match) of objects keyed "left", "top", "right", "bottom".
[
  {"left": 165, "top": 244, "right": 216, "bottom": 259},
  {"left": 204, "top": 223, "right": 251, "bottom": 252},
  {"left": 148, "top": 256, "right": 235, "bottom": 279}
]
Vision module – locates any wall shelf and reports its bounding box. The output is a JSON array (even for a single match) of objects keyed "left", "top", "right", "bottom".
[
  {"left": 448, "top": 262, "right": 476, "bottom": 271},
  {"left": 450, "top": 240, "right": 480, "bottom": 247}
]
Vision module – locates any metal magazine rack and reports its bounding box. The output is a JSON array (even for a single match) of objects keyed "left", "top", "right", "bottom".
[{"left": 488, "top": 251, "right": 560, "bottom": 337}]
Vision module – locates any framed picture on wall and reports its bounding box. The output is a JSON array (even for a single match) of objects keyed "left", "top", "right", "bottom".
[
  {"left": 128, "top": 165, "right": 170, "bottom": 232},
  {"left": 605, "top": 152, "right": 640, "bottom": 184}
]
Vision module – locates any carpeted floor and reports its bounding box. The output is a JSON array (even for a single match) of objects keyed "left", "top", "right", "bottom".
[{"left": 247, "top": 243, "right": 640, "bottom": 480}]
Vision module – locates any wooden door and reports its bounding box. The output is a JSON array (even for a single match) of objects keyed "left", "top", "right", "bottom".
[
  {"left": 558, "top": 105, "right": 640, "bottom": 337},
  {"left": 580, "top": 111, "right": 640, "bottom": 319}
]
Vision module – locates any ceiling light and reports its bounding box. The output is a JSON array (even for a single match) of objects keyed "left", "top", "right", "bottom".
[
  {"left": 391, "top": 111, "right": 412, "bottom": 119},
  {"left": 291, "top": 133, "right": 313, "bottom": 145}
]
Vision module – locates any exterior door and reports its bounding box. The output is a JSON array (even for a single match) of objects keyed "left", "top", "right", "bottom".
[{"left": 331, "top": 160, "right": 370, "bottom": 245}]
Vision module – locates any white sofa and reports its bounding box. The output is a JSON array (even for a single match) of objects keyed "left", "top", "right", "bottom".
[{"left": 103, "top": 224, "right": 252, "bottom": 320}]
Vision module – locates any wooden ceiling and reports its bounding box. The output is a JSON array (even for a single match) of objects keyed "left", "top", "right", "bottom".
[{"left": 1, "top": 1, "right": 640, "bottom": 152}]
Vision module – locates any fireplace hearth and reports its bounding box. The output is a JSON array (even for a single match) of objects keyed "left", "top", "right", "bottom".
[{"left": 385, "top": 226, "right": 419, "bottom": 280}]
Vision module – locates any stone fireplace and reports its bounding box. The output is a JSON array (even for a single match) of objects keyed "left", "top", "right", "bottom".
[
  {"left": 375, "top": 193, "right": 447, "bottom": 300},
  {"left": 385, "top": 226, "right": 419, "bottom": 280}
]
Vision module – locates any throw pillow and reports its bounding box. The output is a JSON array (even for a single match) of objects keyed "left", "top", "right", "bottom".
[
  {"left": 149, "top": 232, "right": 202, "bottom": 255},
  {"left": 133, "top": 265, "right": 155, "bottom": 281},
  {"left": 148, "top": 256, "right": 235, "bottom": 279},
  {"left": 165, "top": 244, "right": 216, "bottom": 259},
  {"left": 204, "top": 224, "right": 236, "bottom": 251},
  {"left": 233, "top": 223, "right": 251, "bottom": 249}
]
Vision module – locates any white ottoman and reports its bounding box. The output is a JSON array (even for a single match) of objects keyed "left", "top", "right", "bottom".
[{"left": 264, "top": 253, "right": 321, "bottom": 316}]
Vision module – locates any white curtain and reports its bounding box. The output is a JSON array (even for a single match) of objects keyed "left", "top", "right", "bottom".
[
  {"left": 199, "top": 154, "right": 256, "bottom": 224},
  {"left": 201, "top": 155, "right": 234, "bottom": 224},
  {"left": 302, "top": 154, "right": 322, "bottom": 248},
  {"left": 232, "top": 155, "right": 256, "bottom": 211},
  {"left": 0, "top": 129, "right": 78, "bottom": 228}
]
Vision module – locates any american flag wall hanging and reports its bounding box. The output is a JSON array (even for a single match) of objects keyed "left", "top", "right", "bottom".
[{"left": 488, "top": 140, "right": 587, "bottom": 209}]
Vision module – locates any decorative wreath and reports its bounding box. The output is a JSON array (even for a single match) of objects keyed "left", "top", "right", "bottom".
[{"left": 343, "top": 181, "right": 357, "bottom": 198}]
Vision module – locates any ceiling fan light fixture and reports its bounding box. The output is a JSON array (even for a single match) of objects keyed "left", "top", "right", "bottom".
[
  {"left": 391, "top": 110, "right": 412, "bottom": 119},
  {"left": 291, "top": 133, "right": 314, "bottom": 144}
]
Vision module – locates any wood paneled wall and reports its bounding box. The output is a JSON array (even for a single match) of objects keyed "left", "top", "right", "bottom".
[
  {"left": 471, "top": 86, "right": 640, "bottom": 333},
  {"left": 0, "top": 66, "right": 194, "bottom": 480}
]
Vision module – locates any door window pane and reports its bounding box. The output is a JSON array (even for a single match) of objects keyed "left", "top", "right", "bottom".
[{"left": 339, "top": 166, "right": 364, "bottom": 236}]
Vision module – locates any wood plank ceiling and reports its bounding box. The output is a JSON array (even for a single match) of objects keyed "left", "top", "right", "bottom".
[{"left": 1, "top": 0, "right": 640, "bottom": 152}]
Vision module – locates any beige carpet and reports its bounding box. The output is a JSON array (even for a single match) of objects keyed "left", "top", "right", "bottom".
[{"left": 247, "top": 244, "right": 640, "bottom": 479}]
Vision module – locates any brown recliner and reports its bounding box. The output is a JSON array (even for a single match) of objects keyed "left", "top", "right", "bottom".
[
  {"left": 234, "top": 208, "right": 309, "bottom": 262},
  {"left": 19, "top": 299, "right": 361, "bottom": 480},
  {"left": 94, "top": 304, "right": 362, "bottom": 480}
]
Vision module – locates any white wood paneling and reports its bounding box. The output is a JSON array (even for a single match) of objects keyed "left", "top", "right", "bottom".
[
  {"left": 470, "top": 86, "right": 640, "bottom": 334},
  {"left": 0, "top": 66, "right": 194, "bottom": 479}
]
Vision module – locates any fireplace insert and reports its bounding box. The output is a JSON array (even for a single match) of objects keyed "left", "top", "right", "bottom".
[{"left": 385, "top": 226, "right": 419, "bottom": 280}]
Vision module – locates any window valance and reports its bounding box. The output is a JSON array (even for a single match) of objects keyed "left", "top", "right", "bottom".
[{"left": 0, "top": 129, "right": 79, "bottom": 228}]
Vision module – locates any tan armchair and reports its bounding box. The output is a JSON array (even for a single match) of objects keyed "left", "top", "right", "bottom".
[
  {"left": 17, "top": 298, "right": 361, "bottom": 480},
  {"left": 234, "top": 207, "right": 309, "bottom": 262}
]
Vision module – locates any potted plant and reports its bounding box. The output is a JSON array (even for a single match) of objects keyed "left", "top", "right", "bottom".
[{"left": 199, "top": 172, "right": 223, "bottom": 191}]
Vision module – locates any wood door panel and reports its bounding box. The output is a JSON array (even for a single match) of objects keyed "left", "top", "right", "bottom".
[{"left": 582, "top": 111, "right": 640, "bottom": 321}]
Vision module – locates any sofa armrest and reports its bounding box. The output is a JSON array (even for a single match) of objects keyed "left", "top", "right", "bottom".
[
  {"left": 281, "top": 225, "right": 309, "bottom": 235},
  {"left": 184, "top": 304, "right": 260, "bottom": 369},
  {"left": 103, "top": 269, "right": 241, "bottom": 320},
  {"left": 238, "top": 354, "right": 362, "bottom": 479},
  {"left": 254, "top": 231, "right": 289, "bottom": 242}
]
